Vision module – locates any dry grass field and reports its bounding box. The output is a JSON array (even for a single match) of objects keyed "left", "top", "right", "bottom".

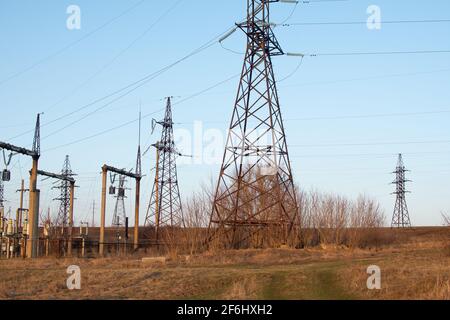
[{"left": 0, "top": 227, "right": 449, "bottom": 300}]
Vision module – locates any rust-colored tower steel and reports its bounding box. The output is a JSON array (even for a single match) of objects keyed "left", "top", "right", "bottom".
[
  {"left": 208, "top": 0, "right": 299, "bottom": 249},
  {"left": 145, "top": 97, "right": 183, "bottom": 239},
  {"left": 391, "top": 154, "right": 412, "bottom": 228}
]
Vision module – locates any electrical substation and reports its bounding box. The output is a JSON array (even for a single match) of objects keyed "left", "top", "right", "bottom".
[{"left": 0, "top": 0, "right": 419, "bottom": 260}]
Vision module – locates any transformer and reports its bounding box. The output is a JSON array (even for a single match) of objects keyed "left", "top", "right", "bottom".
[{"left": 2, "top": 169, "right": 10, "bottom": 182}]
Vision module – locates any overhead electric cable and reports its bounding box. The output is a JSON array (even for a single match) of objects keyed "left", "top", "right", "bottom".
[
  {"left": 0, "top": 0, "right": 147, "bottom": 87},
  {"left": 8, "top": 25, "right": 237, "bottom": 142}
]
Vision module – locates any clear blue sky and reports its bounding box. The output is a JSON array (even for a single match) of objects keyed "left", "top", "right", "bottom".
[{"left": 0, "top": 0, "right": 449, "bottom": 226}]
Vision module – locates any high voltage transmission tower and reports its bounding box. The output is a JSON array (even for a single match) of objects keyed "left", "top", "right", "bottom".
[
  {"left": 145, "top": 97, "right": 183, "bottom": 240},
  {"left": 391, "top": 154, "right": 412, "bottom": 228},
  {"left": 112, "top": 174, "right": 127, "bottom": 228},
  {"left": 54, "top": 155, "right": 76, "bottom": 235},
  {"left": 208, "top": 0, "right": 299, "bottom": 249}
]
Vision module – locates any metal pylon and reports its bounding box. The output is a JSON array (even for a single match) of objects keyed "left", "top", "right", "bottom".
[
  {"left": 54, "top": 155, "right": 75, "bottom": 235},
  {"left": 391, "top": 154, "right": 412, "bottom": 228},
  {"left": 112, "top": 175, "right": 127, "bottom": 228},
  {"left": 145, "top": 97, "right": 183, "bottom": 240},
  {"left": 208, "top": 0, "right": 299, "bottom": 249}
]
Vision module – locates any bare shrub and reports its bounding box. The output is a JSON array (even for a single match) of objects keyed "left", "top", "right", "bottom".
[
  {"left": 298, "top": 190, "right": 386, "bottom": 248},
  {"left": 180, "top": 178, "right": 387, "bottom": 251},
  {"left": 181, "top": 183, "right": 212, "bottom": 255}
]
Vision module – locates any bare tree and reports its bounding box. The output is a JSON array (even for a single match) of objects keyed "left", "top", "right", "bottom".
[{"left": 297, "top": 189, "right": 386, "bottom": 248}]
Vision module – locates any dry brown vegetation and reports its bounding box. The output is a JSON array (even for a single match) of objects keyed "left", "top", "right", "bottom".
[
  {"left": 2, "top": 184, "right": 449, "bottom": 300},
  {"left": 0, "top": 227, "right": 449, "bottom": 300},
  {"left": 177, "top": 187, "right": 389, "bottom": 253},
  {"left": 298, "top": 190, "right": 386, "bottom": 248}
]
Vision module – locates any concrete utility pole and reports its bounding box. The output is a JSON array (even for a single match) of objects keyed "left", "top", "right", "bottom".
[
  {"left": 134, "top": 174, "right": 141, "bottom": 250},
  {"left": 99, "top": 165, "right": 141, "bottom": 256},
  {"left": 0, "top": 113, "right": 41, "bottom": 258},
  {"left": 100, "top": 166, "right": 107, "bottom": 255},
  {"left": 28, "top": 114, "right": 41, "bottom": 258},
  {"left": 0, "top": 174, "right": 4, "bottom": 211}
]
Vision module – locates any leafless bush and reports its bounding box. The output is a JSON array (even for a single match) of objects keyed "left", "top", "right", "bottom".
[
  {"left": 181, "top": 183, "right": 212, "bottom": 254},
  {"left": 180, "top": 176, "right": 387, "bottom": 251},
  {"left": 299, "top": 190, "right": 387, "bottom": 248}
]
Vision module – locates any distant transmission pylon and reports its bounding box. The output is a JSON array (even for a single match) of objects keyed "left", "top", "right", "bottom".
[
  {"left": 112, "top": 175, "right": 127, "bottom": 228},
  {"left": 207, "top": 0, "right": 299, "bottom": 249},
  {"left": 145, "top": 97, "right": 183, "bottom": 240},
  {"left": 54, "top": 155, "right": 75, "bottom": 236},
  {"left": 391, "top": 153, "right": 412, "bottom": 228}
]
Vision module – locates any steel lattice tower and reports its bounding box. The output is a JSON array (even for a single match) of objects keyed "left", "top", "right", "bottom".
[
  {"left": 112, "top": 175, "right": 127, "bottom": 227},
  {"left": 54, "top": 155, "right": 75, "bottom": 234},
  {"left": 208, "top": 0, "right": 298, "bottom": 249},
  {"left": 145, "top": 97, "right": 183, "bottom": 238},
  {"left": 391, "top": 154, "right": 412, "bottom": 228}
]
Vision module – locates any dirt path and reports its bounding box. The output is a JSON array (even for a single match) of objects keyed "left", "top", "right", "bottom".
[
  {"left": 256, "top": 262, "right": 356, "bottom": 300},
  {"left": 1, "top": 241, "right": 448, "bottom": 299}
]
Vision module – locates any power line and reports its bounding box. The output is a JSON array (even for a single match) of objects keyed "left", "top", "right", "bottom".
[
  {"left": 43, "top": 108, "right": 163, "bottom": 152},
  {"left": 40, "top": 100, "right": 450, "bottom": 153},
  {"left": 176, "top": 107, "right": 450, "bottom": 124},
  {"left": 299, "top": 0, "right": 350, "bottom": 2},
  {"left": 0, "top": 0, "right": 147, "bottom": 87},
  {"left": 174, "top": 74, "right": 240, "bottom": 106},
  {"left": 285, "top": 109, "right": 450, "bottom": 121},
  {"left": 42, "top": 72, "right": 240, "bottom": 152},
  {"left": 142, "top": 67, "right": 449, "bottom": 104},
  {"left": 280, "top": 67, "right": 450, "bottom": 88},
  {"left": 7, "top": 25, "right": 235, "bottom": 142},
  {"left": 42, "top": 0, "right": 185, "bottom": 114},
  {"left": 4, "top": 68, "right": 450, "bottom": 131},
  {"left": 306, "top": 50, "right": 450, "bottom": 57},
  {"left": 289, "top": 150, "right": 450, "bottom": 159},
  {"left": 283, "top": 19, "right": 450, "bottom": 26},
  {"left": 289, "top": 139, "right": 450, "bottom": 148}
]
